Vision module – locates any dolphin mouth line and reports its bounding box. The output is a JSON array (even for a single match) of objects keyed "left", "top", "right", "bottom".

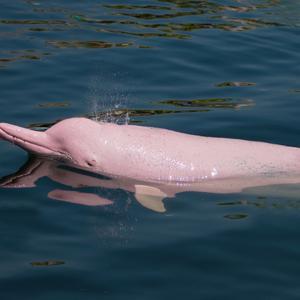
[{"left": 0, "top": 127, "right": 73, "bottom": 162}]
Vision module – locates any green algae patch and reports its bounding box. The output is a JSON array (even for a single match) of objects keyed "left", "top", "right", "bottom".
[
  {"left": 224, "top": 213, "right": 248, "bottom": 220},
  {"left": 72, "top": 15, "right": 116, "bottom": 24},
  {"left": 159, "top": 98, "right": 254, "bottom": 109},
  {"left": 0, "top": 50, "right": 44, "bottom": 67},
  {"left": 0, "top": 19, "right": 67, "bottom": 25},
  {"left": 48, "top": 40, "right": 134, "bottom": 49},
  {"left": 31, "top": 260, "right": 65, "bottom": 267},
  {"left": 289, "top": 89, "right": 300, "bottom": 93},
  {"left": 103, "top": 4, "right": 172, "bottom": 10},
  {"left": 38, "top": 101, "right": 70, "bottom": 108},
  {"left": 0, "top": 58, "right": 15, "bottom": 63},
  {"left": 115, "top": 11, "right": 198, "bottom": 20},
  {"left": 216, "top": 81, "right": 256, "bottom": 87},
  {"left": 29, "top": 27, "right": 48, "bottom": 32},
  {"left": 218, "top": 200, "right": 245, "bottom": 206},
  {"left": 89, "top": 108, "right": 204, "bottom": 123},
  {"left": 20, "top": 55, "right": 40, "bottom": 60}
]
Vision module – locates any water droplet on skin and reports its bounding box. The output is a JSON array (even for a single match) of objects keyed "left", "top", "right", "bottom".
[{"left": 211, "top": 167, "right": 218, "bottom": 177}]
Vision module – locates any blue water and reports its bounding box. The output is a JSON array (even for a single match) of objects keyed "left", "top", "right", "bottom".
[{"left": 0, "top": 0, "right": 300, "bottom": 299}]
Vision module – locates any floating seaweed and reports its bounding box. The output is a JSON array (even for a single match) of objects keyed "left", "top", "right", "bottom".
[
  {"left": 289, "top": 89, "right": 300, "bottom": 93},
  {"left": 0, "top": 19, "right": 67, "bottom": 25},
  {"left": 48, "top": 40, "right": 134, "bottom": 49},
  {"left": 0, "top": 58, "right": 15, "bottom": 63},
  {"left": 114, "top": 11, "right": 199, "bottom": 20},
  {"left": 0, "top": 50, "right": 45, "bottom": 67},
  {"left": 159, "top": 98, "right": 254, "bottom": 109},
  {"left": 30, "top": 260, "right": 65, "bottom": 267},
  {"left": 27, "top": 108, "right": 203, "bottom": 130},
  {"left": 0, "top": 0, "right": 285, "bottom": 68},
  {"left": 103, "top": 4, "right": 173, "bottom": 10},
  {"left": 28, "top": 98, "right": 253, "bottom": 130},
  {"left": 218, "top": 200, "right": 247, "bottom": 206},
  {"left": 224, "top": 213, "right": 248, "bottom": 220},
  {"left": 218, "top": 200, "right": 267, "bottom": 209},
  {"left": 216, "top": 82, "right": 256, "bottom": 87},
  {"left": 19, "top": 55, "right": 40, "bottom": 60},
  {"left": 28, "top": 27, "right": 48, "bottom": 31},
  {"left": 38, "top": 101, "right": 70, "bottom": 108},
  {"left": 71, "top": 15, "right": 117, "bottom": 24},
  {"left": 96, "top": 28, "right": 189, "bottom": 39},
  {"left": 89, "top": 108, "right": 206, "bottom": 124},
  {"left": 218, "top": 197, "right": 300, "bottom": 209}
]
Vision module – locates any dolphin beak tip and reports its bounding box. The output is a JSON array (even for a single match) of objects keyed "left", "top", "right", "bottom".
[{"left": 0, "top": 122, "right": 54, "bottom": 156}]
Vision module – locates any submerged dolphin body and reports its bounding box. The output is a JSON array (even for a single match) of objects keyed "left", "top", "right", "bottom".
[{"left": 1, "top": 117, "right": 300, "bottom": 212}]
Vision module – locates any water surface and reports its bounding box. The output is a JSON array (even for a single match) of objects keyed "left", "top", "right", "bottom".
[{"left": 0, "top": 0, "right": 300, "bottom": 299}]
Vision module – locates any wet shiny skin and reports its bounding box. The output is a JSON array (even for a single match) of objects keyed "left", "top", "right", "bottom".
[{"left": 0, "top": 117, "right": 300, "bottom": 186}]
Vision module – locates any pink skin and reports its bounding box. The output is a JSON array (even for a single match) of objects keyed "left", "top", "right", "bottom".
[
  {"left": 0, "top": 117, "right": 299, "bottom": 182},
  {"left": 0, "top": 116, "right": 300, "bottom": 211}
]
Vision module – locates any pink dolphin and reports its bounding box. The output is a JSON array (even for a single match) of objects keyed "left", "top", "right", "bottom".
[
  {"left": 0, "top": 117, "right": 300, "bottom": 212},
  {"left": 0, "top": 117, "right": 299, "bottom": 182}
]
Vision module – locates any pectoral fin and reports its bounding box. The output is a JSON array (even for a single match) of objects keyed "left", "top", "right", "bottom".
[{"left": 134, "top": 185, "right": 167, "bottom": 213}]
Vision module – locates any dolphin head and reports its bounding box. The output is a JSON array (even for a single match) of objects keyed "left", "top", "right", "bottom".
[
  {"left": 46, "top": 118, "right": 103, "bottom": 169},
  {"left": 0, "top": 118, "right": 103, "bottom": 170}
]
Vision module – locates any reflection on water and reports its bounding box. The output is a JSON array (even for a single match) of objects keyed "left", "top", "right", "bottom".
[
  {"left": 0, "top": 0, "right": 293, "bottom": 68},
  {"left": 2, "top": 155, "right": 300, "bottom": 215}
]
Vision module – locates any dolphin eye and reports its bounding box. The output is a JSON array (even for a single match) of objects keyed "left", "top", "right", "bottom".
[{"left": 86, "top": 159, "right": 96, "bottom": 167}]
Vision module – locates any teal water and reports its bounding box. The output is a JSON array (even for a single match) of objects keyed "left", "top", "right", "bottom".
[{"left": 0, "top": 0, "right": 300, "bottom": 299}]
